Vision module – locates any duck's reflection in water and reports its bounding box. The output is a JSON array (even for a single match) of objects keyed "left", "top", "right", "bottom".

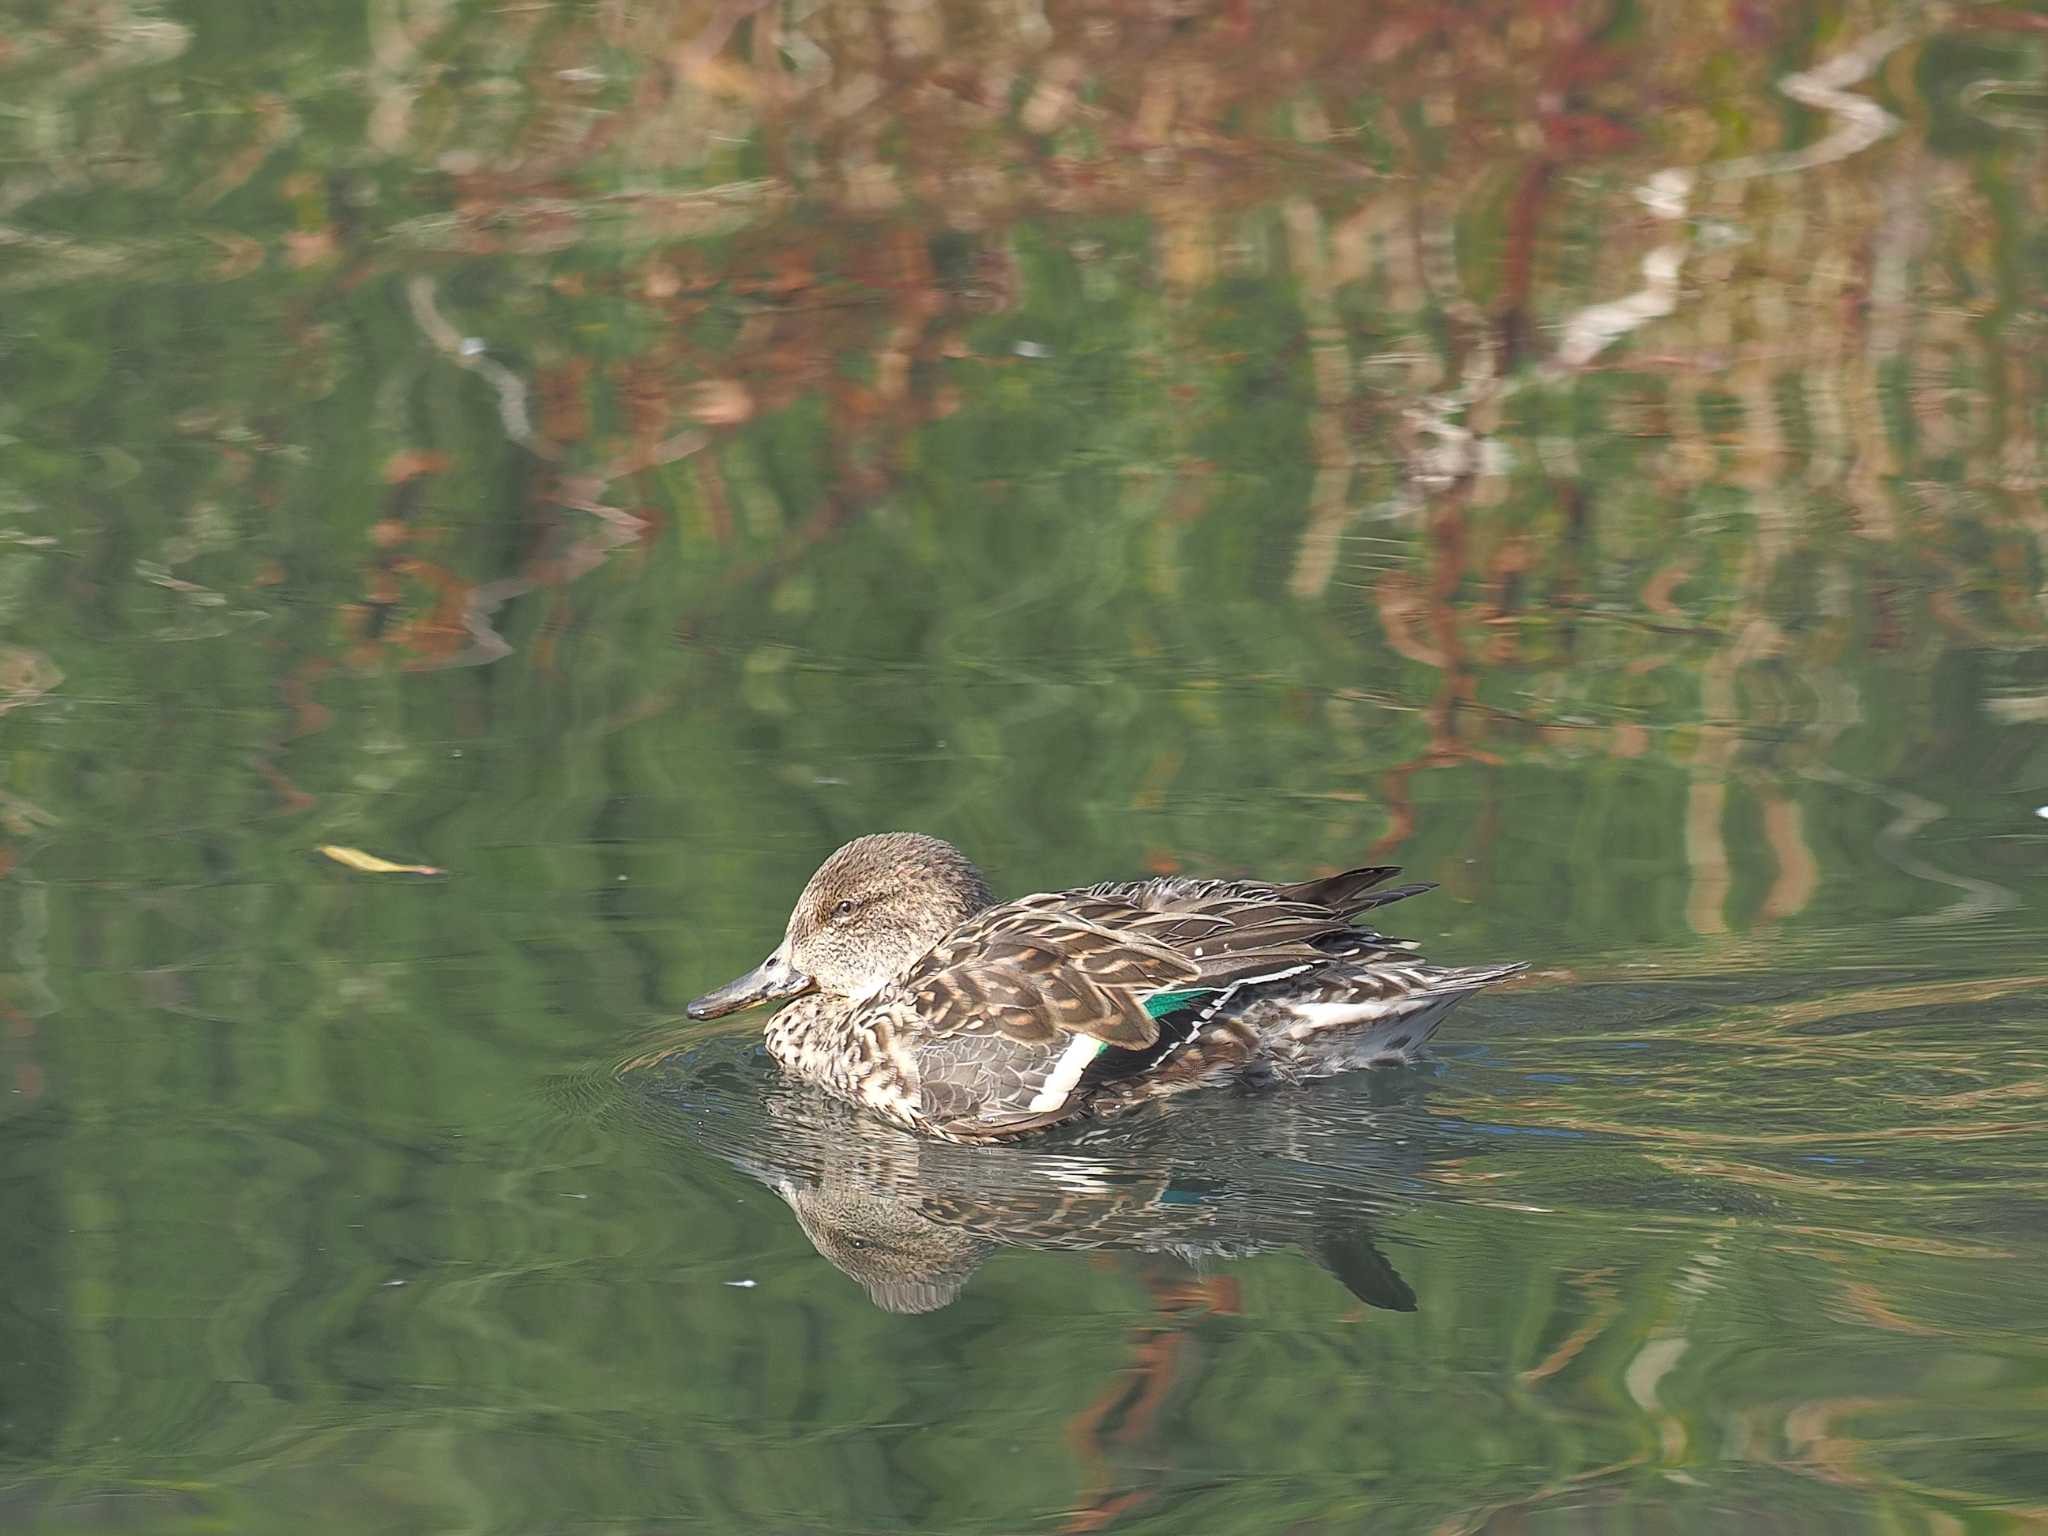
[{"left": 639, "top": 1040, "right": 1467, "bottom": 1314}]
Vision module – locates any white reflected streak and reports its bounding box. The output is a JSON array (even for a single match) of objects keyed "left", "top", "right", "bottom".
[
  {"left": 1712, "top": 25, "right": 1911, "bottom": 184},
  {"left": 1555, "top": 241, "right": 1688, "bottom": 371},
  {"left": 405, "top": 274, "right": 560, "bottom": 461},
  {"left": 1549, "top": 25, "right": 1911, "bottom": 376}
]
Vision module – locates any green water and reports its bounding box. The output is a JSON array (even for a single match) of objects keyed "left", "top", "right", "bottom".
[{"left": 3, "top": 1, "right": 2047, "bottom": 1530}]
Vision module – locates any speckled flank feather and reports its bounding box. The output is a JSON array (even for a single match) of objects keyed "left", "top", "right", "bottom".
[{"left": 691, "top": 834, "right": 1525, "bottom": 1143}]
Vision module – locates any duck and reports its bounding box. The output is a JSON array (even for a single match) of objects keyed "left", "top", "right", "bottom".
[{"left": 686, "top": 832, "right": 1523, "bottom": 1143}]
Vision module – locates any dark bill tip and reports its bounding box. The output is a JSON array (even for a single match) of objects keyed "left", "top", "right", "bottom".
[{"left": 686, "top": 953, "right": 815, "bottom": 1021}]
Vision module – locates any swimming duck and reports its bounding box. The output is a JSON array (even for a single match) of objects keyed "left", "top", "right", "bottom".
[{"left": 686, "top": 833, "right": 1522, "bottom": 1142}]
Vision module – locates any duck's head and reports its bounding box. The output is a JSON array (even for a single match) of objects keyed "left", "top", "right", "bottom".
[{"left": 687, "top": 833, "right": 994, "bottom": 1020}]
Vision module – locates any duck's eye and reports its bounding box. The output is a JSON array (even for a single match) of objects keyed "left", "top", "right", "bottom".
[{"left": 832, "top": 898, "right": 857, "bottom": 920}]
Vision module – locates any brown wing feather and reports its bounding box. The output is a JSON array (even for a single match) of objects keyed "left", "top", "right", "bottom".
[
  {"left": 1088, "top": 865, "right": 1418, "bottom": 925},
  {"left": 903, "top": 903, "right": 1199, "bottom": 1051},
  {"left": 1070, "top": 867, "right": 1433, "bottom": 981},
  {"left": 898, "top": 864, "right": 1426, "bottom": 1128},
  {"left": 1110, "top": 897, "right": 1364, "bottom": 980}
]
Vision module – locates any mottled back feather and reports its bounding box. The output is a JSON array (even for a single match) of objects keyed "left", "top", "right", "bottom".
[
  {"left": 893, "top": 866, "right": 1446, "bottom": 1130},
  {"left": 902, "top": 900, "right": 1200, "bottom": 1051}
]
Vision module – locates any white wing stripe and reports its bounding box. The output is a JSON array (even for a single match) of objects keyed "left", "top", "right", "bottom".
[{"left": 1026, "top": 1033, "right": 1107, "bottom": 1113}]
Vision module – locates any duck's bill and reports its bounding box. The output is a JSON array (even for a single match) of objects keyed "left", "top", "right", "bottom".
[{"left": 686, "top": 953, "right": 816, "bottom": 1020}]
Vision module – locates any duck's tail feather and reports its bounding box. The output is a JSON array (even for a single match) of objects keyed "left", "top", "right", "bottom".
[
  {"left": 1275, "top": 864, "right": 1402, "bottom": 916},
  {"left": 1342, "top": 880, "right": 1439, "bottom": 914},
  {"left": 1266, "top": 960, "right": 1529, "bottom": 1065},
  {"left": 1419, "top": 960, "right": 1530, "bottom": 992}
]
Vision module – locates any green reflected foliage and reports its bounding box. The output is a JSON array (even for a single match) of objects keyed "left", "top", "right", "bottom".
[{"left": 1, "top": 0, "right": 2046, "bottom": 1531}]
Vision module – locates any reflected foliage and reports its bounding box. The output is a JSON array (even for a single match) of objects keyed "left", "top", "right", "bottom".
[{"left": 1, "top": 0, "right": 2046, "bottom": 1531}]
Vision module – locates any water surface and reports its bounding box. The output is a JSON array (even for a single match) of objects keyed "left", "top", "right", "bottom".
[{"left": 3, "top": 1, "right": 2046, "bottom": 1531}]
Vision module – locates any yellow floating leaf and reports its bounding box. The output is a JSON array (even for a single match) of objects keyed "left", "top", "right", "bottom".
[{"left": 317, "top": 845, "right": 444, "bottom": 876}]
